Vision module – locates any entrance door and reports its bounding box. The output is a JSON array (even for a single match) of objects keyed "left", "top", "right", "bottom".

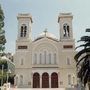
[
  {"left": 42, "top": 72, "right": 49, "bottom": 88},
  {"left": 33, "top": 73, "right": 40, "bottom": 88},
  {"left": 51, "top": 72, "right": 58, "bottom": 88}
]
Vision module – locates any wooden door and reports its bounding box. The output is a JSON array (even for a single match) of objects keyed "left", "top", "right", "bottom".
[
  {"left": 42, "top": 72, "right": 49, "bottom": 88},
  {"left": 51, "top": 72, "right": 58, "bottom": 88},
  {"left": 33, "top": 73, "right": 40, "bottom": 88}
]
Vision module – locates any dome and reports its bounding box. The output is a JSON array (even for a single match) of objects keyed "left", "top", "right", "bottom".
[{"left": 34, "top": 30, "right": 58, "bottom": 41}]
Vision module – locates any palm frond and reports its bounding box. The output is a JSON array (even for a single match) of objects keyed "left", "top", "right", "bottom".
[
  {"left": 81, "top": 36, "right": 90, "bottom": 42},
  {"left": 74, "top": 48, "right": 90, "bottom": 61},
  {"left": 83, "top": 69, "right": 89, "bottom": 86},
  {"left": 86, "top": 28, "right": 90, "bottom": 32},
  {"left": 76, "top": 54, "right": 89, "bottom": 66},
  {"left": 75, "top": 43, "right": 90, "bottom": 49}
]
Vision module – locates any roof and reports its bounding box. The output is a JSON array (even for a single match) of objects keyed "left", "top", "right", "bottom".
[{"left": 34, "top": 30, "right": 58, "bottom": 42}]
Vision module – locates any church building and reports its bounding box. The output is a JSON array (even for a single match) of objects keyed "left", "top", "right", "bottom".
[{"left": 14, "top": 13, "right": 77, "bottom": 88}]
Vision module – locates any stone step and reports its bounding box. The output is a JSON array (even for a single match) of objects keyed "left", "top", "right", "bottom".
[{"left": 9, "top": 88, "right": 76, "bottom": 90}]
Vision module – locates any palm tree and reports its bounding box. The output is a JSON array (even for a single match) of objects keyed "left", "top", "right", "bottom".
[{"left": 74, "top": 29, "right": 90, "bottom": 90}]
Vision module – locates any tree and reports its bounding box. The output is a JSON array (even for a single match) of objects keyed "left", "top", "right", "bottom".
[
  {"left": 0, "top": 5, "right": 7, "bottom": 86},
  {"left": 0, "top": 60, "right": 8, "bottom": 86},
  {"left": 0, "top": 59, "right": 15, "bottom": 86},
  {"left": 0, "top": 5, "right": 6, "bottom": 53},
  {"left": 74, "top": 29, "right": 90, "bottom": 90}
]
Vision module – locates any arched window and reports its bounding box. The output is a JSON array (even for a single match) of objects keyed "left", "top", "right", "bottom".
[
  {"left": 67, "top": 25, "right": 70, "bottom": 37},
  {"left": 21, "top": 59, "right": 23, "bottom": 65},
  {"left": 20, "top": 75, "right": 23, "bottom": 85},
  {"left": 15, "top": 76, "right": 18, "bottom": 85},
  {"left": 67, "top": 57, "right": 71, "bottom": 65},
  {"left": 44, "top": 51, "right": 46, "bottom": 64},
  {"left": 54, "top": 53, "right": 56, "bottom": 64},
  {"left": 20, "top": 26, "right": 23, "bottom": 37},
  {"left": 68, "top": 74, "right": 71, "bottom": 85},
  {"left": 63, "top": 23, "right": 70, "bottom": 37},
  {"left": 20, "top": 24, "right": 27, "bottom": 37},
  {"left": 73, "top": 76, "right": 75, "bottom": 85},
  {"left": 49, "top": 53, "right": 51, "bottom": 64},
  {"left": 34, "top": 53, "right": 37, "bottom": 64},
  {"left": 24, "top": 26, "right": 27, "bottom": 37},
  {"left": 40, "top": 53, "right": 42, "bottom": 64}
]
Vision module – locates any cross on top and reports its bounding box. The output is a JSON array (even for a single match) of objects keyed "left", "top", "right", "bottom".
[{"left": 44, "top": 28, "right": 48, "bottom": 36}]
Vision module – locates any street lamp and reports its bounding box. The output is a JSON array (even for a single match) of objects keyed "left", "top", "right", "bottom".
[{"left": 7, "top": 69, "right": 11, "bottom": 83}]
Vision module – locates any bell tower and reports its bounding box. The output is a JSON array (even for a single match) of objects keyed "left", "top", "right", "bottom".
[
  {"left": 15, "top": 14, "right": 33, "bottom": 88},
  {"left": 17, "top": 13, "right": 33, "bottom": 41},
  {"left": 58, "top": 13, "right": 73, "bottom": 41}
]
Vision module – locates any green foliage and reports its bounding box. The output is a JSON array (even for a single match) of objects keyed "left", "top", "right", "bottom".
[
  {"left": 0, "top": 70, "right": 7, "bottom": 79},
  {"left": 0, "top": 60, "right": 8, "bottom": 70},
  {"left": 0, "top": 5, "right": 6, "bottom": 52},
  {"left": 0, "top": 60, "right": 15, "bottom": 85},
  {"left": 0, "top": 60, "right": 8, "bottom": 85},
  {"left": 74, "top": 30, "right": 90, "bottom": 88}
]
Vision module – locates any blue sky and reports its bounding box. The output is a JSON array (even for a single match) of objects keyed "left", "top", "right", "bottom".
[{"left": 0, "top": 0, "right": 90, "bottom": 53}]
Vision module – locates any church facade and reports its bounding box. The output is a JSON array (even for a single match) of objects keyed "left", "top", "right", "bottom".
[{"left": 14, "top": 13, "right": 77, "bottom": 88}]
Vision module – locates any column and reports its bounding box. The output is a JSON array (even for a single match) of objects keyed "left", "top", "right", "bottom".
[
  {"left": 58, "top": 72, "right": 60, "bottom": 88},
  {"left": 40, "top": 75, "right": 42, "bottom": 88},
  {"left": 31, "top": 73, "right": 33, "bottom": 88},
  {"left": 49, "top": 75, "right": 51, "bottom": 88}
]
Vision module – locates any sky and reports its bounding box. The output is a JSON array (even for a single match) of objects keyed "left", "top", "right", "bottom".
[{"left": 0, "top": 0, "right": 90, "bottom": 53}]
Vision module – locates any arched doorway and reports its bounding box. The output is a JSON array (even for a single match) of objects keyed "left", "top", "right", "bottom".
[
  {"left": 51, "top": 72, "right": 58, "bottom": 88},
  {"left": 33, "top": 72, "right": 40, "bottom": 88},
  {"left": 42, "top": 72, "right": 49, "bottom": 88}
]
